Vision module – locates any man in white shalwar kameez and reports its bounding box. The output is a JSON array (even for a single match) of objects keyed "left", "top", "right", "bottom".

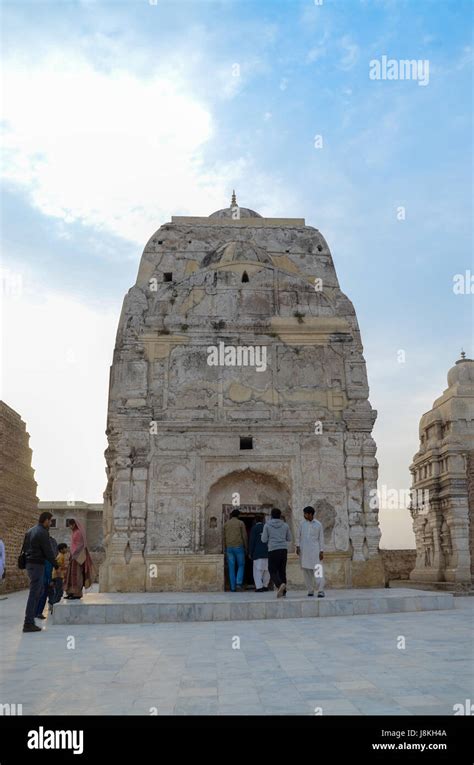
[{"left": 297, "top": 506, "right": 325, "bottom": 597}]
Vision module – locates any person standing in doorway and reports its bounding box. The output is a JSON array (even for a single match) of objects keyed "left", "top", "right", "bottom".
[
  {"left": 223, "top": 509, "right": 248, "bottom": 592},
  {"left": 261, "top": 508, "right": 292, "bottom": 598},
  {"left": 297, "top": 506, "right": 325, "bottom": 598},
  {"left": 22, "top": 512, "right": 59, "bottom": 632},
  {"left": 249, "top": 514, "right": 270, "bottom": 592}
]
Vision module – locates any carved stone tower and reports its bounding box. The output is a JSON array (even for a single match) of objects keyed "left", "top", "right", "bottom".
[{"left": 100, "top": 198, "right": 384, "bottom": 591}]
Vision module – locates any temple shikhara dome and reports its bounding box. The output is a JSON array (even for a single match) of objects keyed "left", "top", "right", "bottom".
[
  {"left": 100, "top": 194, "right": 384, "bottom": 592},
  {"left": 409, "top": 352, "right": 474, "bottom": 587}
]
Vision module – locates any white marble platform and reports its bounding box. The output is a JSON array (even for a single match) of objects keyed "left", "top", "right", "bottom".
[
  {"left": 1, "top": 590, "right": 472, "bottom": 715},
  {"left": 51, "top": 588, "right": 454, "bottom": 625}
]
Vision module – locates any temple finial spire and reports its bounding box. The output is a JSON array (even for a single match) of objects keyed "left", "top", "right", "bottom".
[
  {"left": 461, "top": 349, "right": 466, "bottom": 360},
  {"left": 230, "top": 189, "right": 237, "bottom": 207}
]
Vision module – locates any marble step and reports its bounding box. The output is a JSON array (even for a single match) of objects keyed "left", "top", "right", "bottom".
[
  {"left": 51, "top": 588, "right": 454, "bottom": 625},
  {"left": 390, "top": 579, "right": 474, "bottom": 595}
]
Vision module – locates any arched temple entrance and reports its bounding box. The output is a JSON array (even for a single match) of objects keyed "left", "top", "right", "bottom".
[{"left": 204, "top": 468, "right": 292, "bottom": 589}]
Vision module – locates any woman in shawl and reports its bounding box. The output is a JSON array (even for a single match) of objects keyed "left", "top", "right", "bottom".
[{"left": 64, "top": 518, "right": 96, "bottom": 599}]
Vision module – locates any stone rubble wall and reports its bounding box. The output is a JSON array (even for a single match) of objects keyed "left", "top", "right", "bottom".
[
  {"left": 380, "top": 549, "right": 416, "bottom": 584},
  {"left": 0, "top": 402, "right": 39, "bottom": 594}
]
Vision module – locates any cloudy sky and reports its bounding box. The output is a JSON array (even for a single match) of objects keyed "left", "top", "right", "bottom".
[{"left": 1, "top": 0, "right": 472, "bottom": 547}]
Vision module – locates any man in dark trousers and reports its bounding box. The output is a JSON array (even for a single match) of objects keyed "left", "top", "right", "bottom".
[
  {"left": 249, "top": 513, "right": 270, "bottom": 592},
  {"left": 22, "top": 512, "right": 59, "bottom": 632},
  {"left": 35, "top": 534, "right": 59, "bottom": 620},
  {"left": 261, "top": 508, "right": 292, "bottom": 598}
]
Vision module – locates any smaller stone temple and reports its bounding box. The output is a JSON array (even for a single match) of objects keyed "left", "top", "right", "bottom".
[
  {"left": 409, "top": 353, "right": 474, "bottom": 586},
  {"left": 0, "top": 402, "right": 39, "bottom": 593}
]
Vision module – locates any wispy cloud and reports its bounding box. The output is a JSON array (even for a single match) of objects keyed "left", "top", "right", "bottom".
[
  {"left": 338, "top": 35, "right": 360, "bottom": 71},
  {"left": 1, "top": 50, "right": 246, "bottom": 243}
]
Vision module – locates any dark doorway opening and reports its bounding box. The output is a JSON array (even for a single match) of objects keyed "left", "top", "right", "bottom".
[
  {"left": 241, "top": 513, "right": 257, "bottom": 587},
  {"left": 222, "top": 505, "right": 268, "bottom": 590}
]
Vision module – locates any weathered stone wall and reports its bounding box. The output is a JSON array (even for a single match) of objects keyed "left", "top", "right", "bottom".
[
  {"left": 0, "top": 402, "right": 38, "bottom": 594},
  {"left": 380, "top": 549, "right": 416, "bottom": 584},
  {"left": 90, "top": 551, "right": 105, "bottom": 583},
  {"left": 467, "top": 451, "right": 474, "bottom": 577}
]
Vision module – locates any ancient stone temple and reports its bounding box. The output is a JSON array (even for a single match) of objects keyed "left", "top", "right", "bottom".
[
  {"left": 409, "top": 353, "right": 474, "bottom": 586},
  {"left": 100, "top": 196, "right": 384, "bottom": 592}
]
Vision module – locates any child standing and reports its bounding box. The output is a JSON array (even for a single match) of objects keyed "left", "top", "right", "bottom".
[{"left": 49, "top": 543, "right": 69, "bottom": 612}]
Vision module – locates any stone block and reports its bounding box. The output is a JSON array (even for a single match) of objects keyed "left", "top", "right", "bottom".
[
  {"left": 416, "top": 595, "right": 440, "bottom": 612},
  {"left": 213, "top": 603, "right": 231, "bottom": 621},
  {"left": 158, "top": 604, "right": 179, "bottom": 622},
  {"left": 100, "top": 558, "right": 147, "bottom": 592},
  {"left": 333, "top": 599, "right": 353, "bottom": 616},
  {"left": 351, "top": 555, "right": 385, "bottom": 587},
  {"left": 132, "top": 482, "right": 147, "bottom": 502},
  {"left": 141, "top": 605, "right": 160, "bottom": 623},
  {"left": 387, "top": 597, "right": 417, "bottom": 613},
  {"left": 123, "top": 605, "right": 143, "bottom": 623},
  {"left": 436, "top": 595, "right": 454, "bottom": 610},
  {"left": 283, "top": 600, "right": 302, "bottom": 618},
  {"left": 184, "top": 563, "right": 221, "bottom": 589},
  {"left": 229, "top": 603, "right": 249, "bottom": 620},
  {"left": 194, "top": 603, "right": 215, "bottom": 622},
  {"left": 151, "top": 563, "right": 179, "bottom": 590},
  {"left": 247, "top": 602, "right": 266, "bottom": 620},
  {"left": 352, "top": 598, "right": 370, "bottom": 615},
  {"left": 367, "top": 598, "right": 389, "bottom": 614},
  {"left": 301, "top": 599, "right": 319, "bottom": 617},
  {"left": 265, "top": 601, "right": 283, "bottom": 619},
  {"left": 177, "top": 604, "right": 196, "bottom": 621},
  {"left": 86, "top": 606, "right": 106, "bottom": 624},
  {"left": 105, "top": 604, "right": 126, "bottom": 624},
  {"left": 318, "top": 600, "right": 336, "bottom": 617}
]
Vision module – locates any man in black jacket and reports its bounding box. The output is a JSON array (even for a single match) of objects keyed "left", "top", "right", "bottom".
[
  {"left": 249, "top": 514, "right": 270, "bottom": 592},
  {"left": 22, "top": 512, "right": 59, "bottom": 632}
]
